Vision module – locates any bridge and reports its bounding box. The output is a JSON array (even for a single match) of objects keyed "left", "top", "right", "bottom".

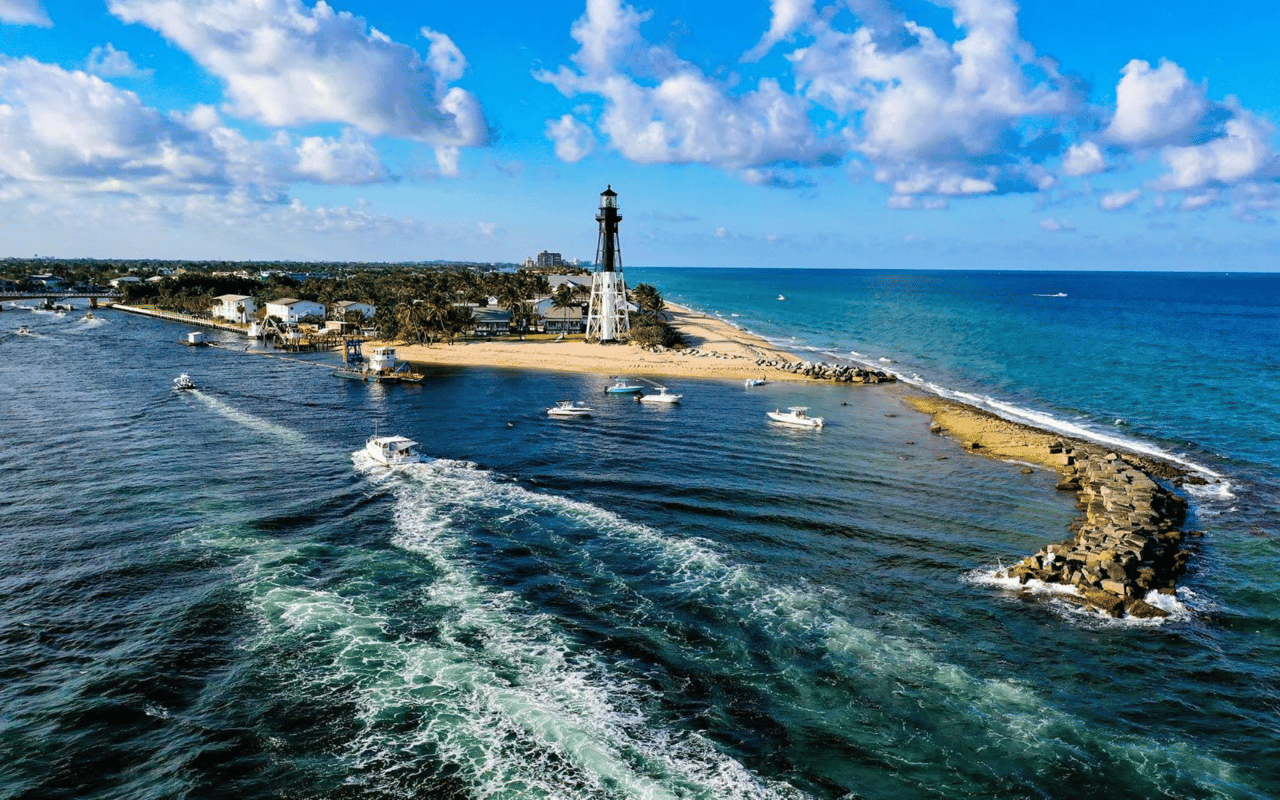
[{"left": 1, "top": 291, "right": 121, "bottom": 301}]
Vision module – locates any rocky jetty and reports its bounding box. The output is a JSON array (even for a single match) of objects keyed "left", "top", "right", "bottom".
[
  {"left": 908, "top": 396, "right": 1197, "bottom": 620},
  {"left": 997, "top": 442, "right": 1192, "bottom": 618},
  {"left": 752, "top": 358, "right": 898, "bottom": 384},
  {"left": 641, "top": 345, "right": 898, "bottom": 385}
]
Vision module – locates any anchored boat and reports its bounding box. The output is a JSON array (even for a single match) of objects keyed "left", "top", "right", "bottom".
[
  {"left": 333, "top": 341, "right": 425, "bottom": 384},
  {"left": 767, "top": 406, "right": 824, "bottom": 428},
  {"left": 637, "top": 387, "right": 682, "bottom": 404},
  {"left": 547, "top": 401, "right": 594, "bottom": 418}
]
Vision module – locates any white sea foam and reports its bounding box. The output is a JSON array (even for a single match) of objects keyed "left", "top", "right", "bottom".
[
  {"left": 963, "top": 566, "right": 1195, "bottom": 626},
  {"left": 338, "top": 455, "right": 813, "bottom": 799}
]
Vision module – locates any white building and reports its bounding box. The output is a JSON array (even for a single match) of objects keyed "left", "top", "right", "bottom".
[
  {"left": 332, "top": 300, "right": 376, "bottom": 320},
  {"left": 265, "top": 297, "right": 326, "bottom": 323},
  {"left": 212, "top": 294, "right": 256, "bottom": 323},
  {"left": 109, "top": 277, "right": 142, "bottom": 289}
]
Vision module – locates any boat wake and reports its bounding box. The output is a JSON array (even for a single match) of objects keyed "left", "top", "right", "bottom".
[{"left": 191, "top": 391, "right": 307, "bottom": 445}]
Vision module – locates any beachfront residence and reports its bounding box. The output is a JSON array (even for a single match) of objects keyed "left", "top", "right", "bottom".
[
  {"left": 332, "top": 300, "right": 376, "bottom": 320},
  {"left": 470, "top": 307, "right": 511, "bottom": 336},
  {"left": 212, "top": 294, "right": 256, "bottom": 323},
  {"left": 534, "top": 298, "right": 586, "bottom": 334},
  {"left": 110, "top": 276, "right": 142, "bottom": 289},
  {"left": 265, "top": 298, "right": 326, "bottom": 323}
]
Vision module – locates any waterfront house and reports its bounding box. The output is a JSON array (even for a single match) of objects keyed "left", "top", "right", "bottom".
[
  {"left": 332, "top": 300, "right": 376, "bottom": 320},
  {"left": 109, "top": 276, "right": 142, "bottom": 289},
  {"left": 265, "top": 298, "right": 326, "bottom": 323},
  {"left": 533, "top": 298, "right": 586, "bottom": 334},
  {"left": 27, "top": 274, "right": 64, "bottom": 290},
  {"left": 212, "top": 294, "right": 256, "bottom": 323},
  {"left": 470, "top": 307, "right": 511, "bottom": 336}
]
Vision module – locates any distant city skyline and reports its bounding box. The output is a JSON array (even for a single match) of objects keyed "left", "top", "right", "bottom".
[{"left": 1, "top": 0, "right": 1278, "bottom": 270}]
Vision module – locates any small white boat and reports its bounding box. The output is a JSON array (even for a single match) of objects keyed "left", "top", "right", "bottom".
[
  {"left": 777, "top": 294, "right": 786, "bottom": 301},
  {"left": 604, "top": 378, "right": 644, "bottom": 394},
  {"left": 173, "top": 373, "right": 195, "bottom": 390},
  {"left": 17, "top": 325, "right": 31, "bottom": 335},
  {"left": 548, "top": 400, "right": 594, "bottom": 418},
  {"left": 744, "top": 377, "right": 767, "bottom": 387},
  {"left": 638, "top": 387, "right": 682, "bottom": 404},
  {"left": 84, "top": 311, "right": 95, "bottom": 320},
  {"left": 768, "top": 406, "right": 824, "bottom": 428},
  {"left": 365, "top": 434, "right": 422, "bottom": 466}
]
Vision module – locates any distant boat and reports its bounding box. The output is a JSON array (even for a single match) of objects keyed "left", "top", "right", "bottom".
[
  {"left": 744, "top": 377, "right": 767, "bottom": 387},
  {"left": 365, "top": 434, "right": 422, "bottom": 467},
  {"left": 183, "top": 331, "right": 210, "bottom": 346},
  {"left": 767, "top": 406, "right": 824, "bottom": 428},
  {"left": 17, "top": 325, "right": 31, "bottom": 335},
  {"left": 1034, "top": 292, "right": 1068, "bottom": 297},
  {"left": 83, "top": 311, "right": 95, "bottom": 320},
  {"left": 638, "top": 387, "right": 682, "bottom": 404},
  {"left": 777, "top": 294, "right": 786, "bottom": 301},
  {"left": 173, "top": 373, "right": 195, "bottom": 390},
  {"left": 604, "top": 378, "right": 644, "bottom": 394},
  {"left": 547, "top": 400, "right": 594, "bottom": 418}
]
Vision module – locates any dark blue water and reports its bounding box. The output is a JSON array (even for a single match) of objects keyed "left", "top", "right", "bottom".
[{"left": 2, "top": 273, "right": 1278, "bottom": 799}]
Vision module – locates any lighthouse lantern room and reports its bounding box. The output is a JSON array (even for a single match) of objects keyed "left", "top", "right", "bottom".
[{"left": 586, "top": 185, "right": 630, "bottom": 343}]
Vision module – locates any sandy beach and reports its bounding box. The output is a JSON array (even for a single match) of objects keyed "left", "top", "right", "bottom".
[{"left": 383, "top": 304, "right": 809, "bottom": 382}]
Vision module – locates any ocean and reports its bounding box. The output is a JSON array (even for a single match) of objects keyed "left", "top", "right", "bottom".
[{"left": 1, "top": 269, "right": 1277, "bottom": 799}]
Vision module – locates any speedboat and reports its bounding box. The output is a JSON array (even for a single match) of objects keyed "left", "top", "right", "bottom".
[
  {"left": 777, "top": 294, "right": 786, "bottom": 301},
  {"left": 84, "top": 311, "right": 95, "bottom": 320},
  {"left": 365, "top": 434, "right": 422, "bottom": 466},
  {"left": 638, "top": 387, "right": 682, "bottom": 404},
  {"left": 744, "top": 377, "right": 767, "bottom": 387},
  {"left": 605, "top": 378, "right": 644, "bottom": 394},
  {"left": 767, "top": 406, "right": 824, "bottom": 428},
  {"left": 173, "top": 373, "right": 195, "bottom": 390},
  {"left": 17, "top": 325, "right": 31, "bottom": 335},
  {"left": 548, "top": 400, "right": 594, "bottom": 418}
]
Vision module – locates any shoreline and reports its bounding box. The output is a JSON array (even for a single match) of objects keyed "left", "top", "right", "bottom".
[{"left": 378, "top": 302, "right": 815, "bottom": 383}]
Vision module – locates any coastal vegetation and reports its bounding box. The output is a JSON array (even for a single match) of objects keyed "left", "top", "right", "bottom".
[{"left": 18, "top": 255, "right": 681, "bottom": 348}]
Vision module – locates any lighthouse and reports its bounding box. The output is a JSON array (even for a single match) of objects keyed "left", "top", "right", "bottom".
[{"left": 585, "top": 185, "right": 630, "bottom": 343}]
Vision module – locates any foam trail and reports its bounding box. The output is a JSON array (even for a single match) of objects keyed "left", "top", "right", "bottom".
[
  {"left": 372, "top": 458, "right": 1244, "bottom": 798},
  {"left": 191, "top": 390, "right": 306, "bottom": 444}
]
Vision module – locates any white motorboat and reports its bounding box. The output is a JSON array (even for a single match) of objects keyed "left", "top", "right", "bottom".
[
  {"left": 638, "top": 387, "right": 682, "bottom": 404},
  {"left": 744, "top": 377, "right": 767, "bottom": 387},
  {"left": 17, "top": 325, "right": 31, "bottom": 335},
  {"left": 173, "top": 373, "right": 195, "bottom": 390},
  {"left": 604, "top": 378, "right": 644, "bottom": 394},
  {"left": 547, "top": 401, "right": 594, "bottom": 418},
  {"left": 777, "top": 294, "right": 786, "bottom": 301},
  {"left": 768, "top": 406, "right": 824, "bottom": 428},
  {"left": 365, "top": 434, "right": 422, "bottom": 466}
]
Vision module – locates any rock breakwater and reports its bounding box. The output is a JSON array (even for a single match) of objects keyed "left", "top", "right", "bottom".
[
  {"left": 1001, "top": 441, "right": 1191, "bottom": 618},
  {"left": 907, "top": 395, "right": 1196, "bottom": 620}
]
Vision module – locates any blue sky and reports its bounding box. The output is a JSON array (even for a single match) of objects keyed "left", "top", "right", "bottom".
[{"left": 1, "top": 0, "right": 1278, "bottom": 269}]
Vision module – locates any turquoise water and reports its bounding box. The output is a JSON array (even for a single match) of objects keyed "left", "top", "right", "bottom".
[{"left": 1, "top": 272, "right": 1277, "bottom": 799}]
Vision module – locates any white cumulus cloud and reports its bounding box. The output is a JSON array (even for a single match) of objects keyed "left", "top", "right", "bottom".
[
  {"left": 1156, "top": 112, "right": 1278, "bottom": 190},
  {"left": 87, "top": 43, "right": 153, "bottom": 78},
  {"left": 545, "top": 114, "right": 596, "bottom": 162},
  {"left": 1039, "top": 217, "right": 1075, "bottom": 232},
  {"left": 0, "top": 0, "right": 50, "bottom": 26},
  {"left": 107, "top": 0, "right": 490, "bottom": 146},
  {"left": 1062, "top": 140, "right": 1105, "bottom": 176},
  {"left": 536, "top": 0, "right": 840, "bottom": 171},
  {"left": 742, "top": 0, "right": 815, "bottom": 62},
  {"left": 1104, "top": 59, "right": 1214, "bottom": 147},
  {"left": 1098, "top": 189, "right": 1141, "bottom": 211}
]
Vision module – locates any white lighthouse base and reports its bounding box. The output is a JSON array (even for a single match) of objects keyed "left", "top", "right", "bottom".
[{"left": 586, "top": 271, "right": 630, "bottom": 343}]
